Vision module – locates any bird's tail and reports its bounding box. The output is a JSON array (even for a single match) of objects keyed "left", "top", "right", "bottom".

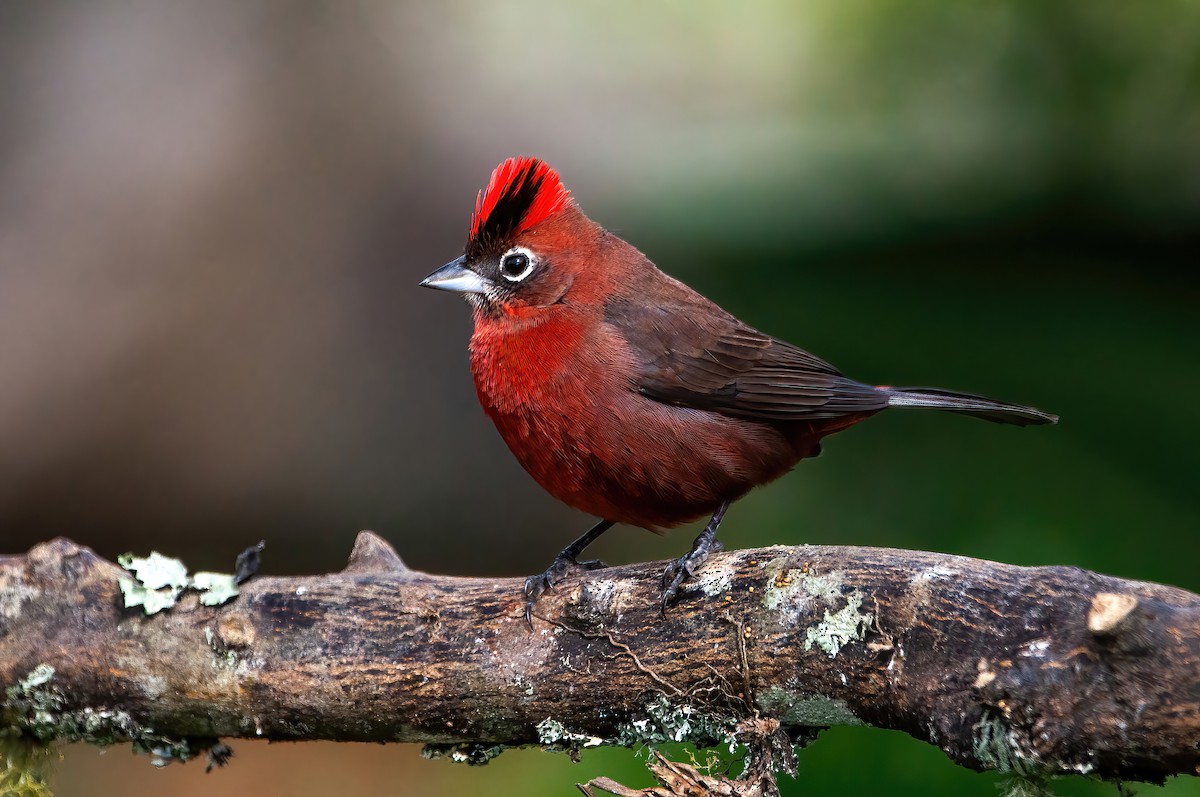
[{"left": 881, "top": 386, "right": 1058, "bottom": 427}]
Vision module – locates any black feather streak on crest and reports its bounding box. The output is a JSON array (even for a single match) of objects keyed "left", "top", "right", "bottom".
[{"left": 466, "top": 163, "right": 549, "bottom": 258}]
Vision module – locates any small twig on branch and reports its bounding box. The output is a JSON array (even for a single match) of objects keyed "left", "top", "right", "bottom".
[{"left": 1, "top": 533, "right": 1198, "bottom": 794}]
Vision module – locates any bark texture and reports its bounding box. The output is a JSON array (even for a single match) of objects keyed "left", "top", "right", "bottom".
[{"left": 1, "top": 534, "right": 1198, "bottom": 788}]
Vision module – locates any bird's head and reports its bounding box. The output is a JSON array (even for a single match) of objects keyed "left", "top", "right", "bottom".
[{"left": 420, "top": 157, "right": 601, "bottom": 321}]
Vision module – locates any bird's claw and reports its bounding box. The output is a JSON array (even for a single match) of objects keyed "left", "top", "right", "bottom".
[
  {"left": 659, "top": 539, "right": 723, "bottom": 614},
  {"left": 659, "top": 563, "right": 688, "bottom": 613},
  {"left": 523, "top": 556, "right": 608, "bottom": 627}
]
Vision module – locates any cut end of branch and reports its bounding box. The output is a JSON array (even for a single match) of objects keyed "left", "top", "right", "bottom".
[
  {"left": 1088, "top": 592, "right": 1138, "bottom": 636},
  {"left": 342, "top": 531, "right": 411, "bottom": 575}
]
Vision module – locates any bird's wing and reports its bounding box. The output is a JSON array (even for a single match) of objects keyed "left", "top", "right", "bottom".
[{"left": 604, "top": 292, "right": 888, "bottom": 422}]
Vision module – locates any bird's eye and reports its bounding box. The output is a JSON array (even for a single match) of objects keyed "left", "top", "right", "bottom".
[{"left": 499, "top": 249, "right": 536, "bottom": 282}]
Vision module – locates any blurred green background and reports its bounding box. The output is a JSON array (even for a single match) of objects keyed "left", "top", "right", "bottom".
[{"left": 1, "top": 1, "right": 1197, "bottom": 795}]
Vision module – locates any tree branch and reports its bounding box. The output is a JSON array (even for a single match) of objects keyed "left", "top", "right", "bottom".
[{"left": 1, "top": 534, "right": 1197, "bottom": 791}]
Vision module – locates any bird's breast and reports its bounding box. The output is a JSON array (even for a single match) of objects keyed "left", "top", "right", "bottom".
[
  {"left": 468, "top": 317, "right": 808, "bottom": 529},
  {"left": 469, "top": 315, "right": 593, "bottom": 415}
]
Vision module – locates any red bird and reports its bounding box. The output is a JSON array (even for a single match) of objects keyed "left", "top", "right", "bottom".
[{"left": 421, "top": 157, "right": 1056, "bottom": 623}]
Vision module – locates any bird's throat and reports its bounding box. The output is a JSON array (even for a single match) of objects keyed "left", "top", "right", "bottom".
[{"left": 468, "top": 315, "right": 589, "bottom": 414}]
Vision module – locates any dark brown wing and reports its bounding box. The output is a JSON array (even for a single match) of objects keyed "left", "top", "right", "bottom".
[{"left": 603, "top": 288, "right": 888, "bottom": 423}]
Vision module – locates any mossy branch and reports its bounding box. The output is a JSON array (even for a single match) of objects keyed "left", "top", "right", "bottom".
[{"left": 1, "top": 534, "right": 1198, "bottom": 795}]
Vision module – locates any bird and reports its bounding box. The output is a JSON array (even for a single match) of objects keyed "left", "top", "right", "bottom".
[{"left": 420, "top": 156, "right": 1057, "bottom": 624}]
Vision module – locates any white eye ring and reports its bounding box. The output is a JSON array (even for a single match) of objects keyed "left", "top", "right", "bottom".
[{"left": 498, "top": 247, "right": 537, "bottom": 283}]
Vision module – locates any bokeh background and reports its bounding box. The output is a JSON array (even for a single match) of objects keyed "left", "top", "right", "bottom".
[{"left": 2, "top": 1, "right": 1197, "bottom": 795}]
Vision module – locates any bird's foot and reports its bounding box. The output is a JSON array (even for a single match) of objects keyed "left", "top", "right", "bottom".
[
  {"left": 523, "top": 556, "right": 608, "bottom": 627},
  {"left": 660, "top": 538, "right": 724, "bottom": 614}
]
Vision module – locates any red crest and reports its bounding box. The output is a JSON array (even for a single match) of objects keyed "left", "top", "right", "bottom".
[{"left": 469, "top": 158, "right": 572, "bottom": 245}]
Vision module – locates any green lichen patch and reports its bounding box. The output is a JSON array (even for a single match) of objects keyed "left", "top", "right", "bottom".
[
  {"left": 614, "top": 695, "right": 734, "bottom": 748},
  {"left": 118, "top": 552, "right": 189, "bottom": 614},
  {"left": 5, "top": 666, "right": 65, "bottom": 741},
  {"left": 973, "top": 711, "right": 1042, "bottom": 777},
  {"left": 118, "top": 552, "right": 189, "bottom": 591},
  {"left": 420, "top": 742, "right": 505, "bottom": 766},
  {"left": 3, "top": 665, "right": 206, "bottom": 769},
  {"left": 974, "top": 709, "right": 1095, "bottom": 782},
  {"left": 537, "top": 718, "right": 606, "bottom": 750},
  {"left": 192, "top": 573, "right": 239, "bottom": 607},
  {"left": 761, "top": 567, "right": 845, "bottom": 624},
  {"left": 426, "top": 698, "right": 739, "bottom": 769},
  {"left": 118, "top": 579, "right": 181, "bottom": 614},
  {"left": 756, "top": 687, "right": 865, "bottom": 728},
  {"left": 15, "top": 667, "right": 55, "bottom": 695},
  {"left": 118, "top": 552, "right": 241, "bottom": 615},
  {"left": 803, "top": 590, "right": 872, "bottom": 658},
  {"left": 6, "top": 665, "right": 139, "bottom": 748}
]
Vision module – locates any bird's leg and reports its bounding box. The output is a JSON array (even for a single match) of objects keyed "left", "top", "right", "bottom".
[
  {"left": 524, "top": 519, "right": 614, "bottom": 626},
  {"left": 660, "top": 500, "right": 731, "bottom": 613}
]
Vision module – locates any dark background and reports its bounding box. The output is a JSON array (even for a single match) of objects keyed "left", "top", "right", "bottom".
[{"left": 1, "top": 2, "right": 1197, "bottom": 795}]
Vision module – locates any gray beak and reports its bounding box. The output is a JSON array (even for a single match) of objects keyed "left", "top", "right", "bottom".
[{"left": 419, "top": 255, "right": 491, "bottom": 295}]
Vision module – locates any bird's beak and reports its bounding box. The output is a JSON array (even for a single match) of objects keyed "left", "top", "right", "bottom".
[{"left": 419, "top": 255, "right": 491, "bottom": 295}]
